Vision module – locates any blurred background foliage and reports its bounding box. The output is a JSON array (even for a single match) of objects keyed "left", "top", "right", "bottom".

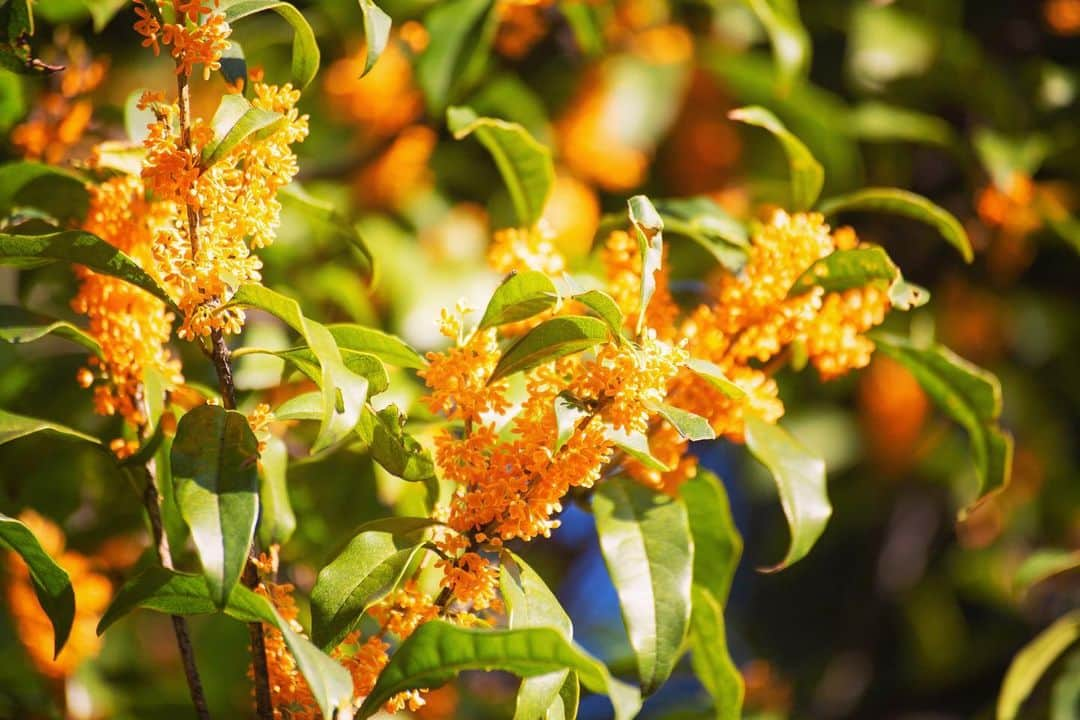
[{"left": 0, "top": 0, "right": 1078, "bottom": 718}]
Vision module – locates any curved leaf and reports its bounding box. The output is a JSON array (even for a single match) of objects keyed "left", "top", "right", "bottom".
[
  {"left": 97, "top": 566, "right": 217, "bottom": 635},
  {"left": 310, "top": 517, "right": 436, "bottom": 649},
  {"left": 998, "top": 611, "right": 1080, "bottom": 720},
  {"left": 817, "top": 188, "right": 973, "bottom": 263},
  {"left": 273, "top": 347, "right": 389, "bottom": 396},
  {"left": 686, "top": 358, "right": 748, "bottom": 400},
  {"left": 201, "top": 93, "right": 284, "bottom": 168},
  {"left": 647, "top": 402, "right": 715, "bottom": 442},
  {"left": 220, "top": 0, "right": 320, "bottom": 88},
  {"left": 744, "top": 0, "right": 810, "bottom": 92},
  {"left": 1014, "top": 549, "right": 1080, "bottom": 597},
  {"left": 328, "top": 323, "right": 427, "bottom": 369},
  {"left": 572, "top": 290, "right": 624, "bottom": 337},
  {"left": 628, "top": 195, "right": 663, "bottom": 335},
  {"left": 729, "top": 105, "right": 824, "bottom": 211},
  {"left": 0, "top": 305, "right": 99, "bottom": 356},
  {"left": 356, "top": 621, "right": 641, "bottom": 720},
  {"left": 0, "top": 230, "right": 176, "bottom": 307},
  {"left": 171, "top": 405, "right": 260, "bottom": 607},
  {"left": 593, "top": 477, "right": 693, "bottom": 694},
  {"left": 358, "top": 0, "right": 392, "bottom": 77},
  {"left": 744, "top": 413, "right": 831, "bottom": 571},
  {"left": 605, "top": 426, "right": 671, "bottom": 473},
  {"left": 0, "top": 408, "right": 102, "bottom": 447},
  {"left": 872, "top": 333, "right": 1012, "bottom": 513},
  {"left": 258, "top": 435, "right": 295, "bottom": 547},
  {"left": 279, "top": 184, "right": 375, "bottom": 282},
  {"left": 0, "top": 161, "right": 87, "bottom": 221},
  {"left": 690, "top": 585, "right": 744, "bottom": 720},
  {"left": 490, "top": 316, "right": 610, "bottom": 383},
  {"left": 448, "top": 106, "right": 555, "bottom": 226},
  {"left": 356, "top": 404, "right": 437, "bottom": 485},
  {"left": 789, "top": 246, "right": 898, "bottom": 296},
  {"left": 681, "top": 471, "right": 742, "bottom": 606},
  {"left": 480, "top": 270, "right": 559, "bottom": 329},
  {"left": 651, "top": 197, "right": 748, "bottom": 272},
  {"left": 0, "top": 513, "right": 74, "bottom": 658}
]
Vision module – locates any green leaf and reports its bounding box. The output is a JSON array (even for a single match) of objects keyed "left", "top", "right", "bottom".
[
  {"left": 973, "top": 129, "right": 1051, "bottom": 191},
  {"left": 681, "top": 471, "right": 742, "bottom": 606},
  {"left": 82, "top": 0, "right": 128, "bottom": 31},
  {"left": 744, "top": 413, "right": 831, "bottom": 571},
  {"left": 998, "top": 611, "right": 1080, "bottom": 720},
  {"left": 0, "top": 513, "right": 74, "bottom": 658},
  {"left": 0, "top": 161, "right": 87, "bottom": 222},
  {"left": 201, "top": 93, "right": 284, "bottom": 168},
  {"left": 846, "top": 101, "right": 956, "bottom": 148},
  {"left": 356, "top": 621, "right": 641, "bottom": 720},
  {"left": 689, "top": 586, "right": 743, "bottom": 720},
  {"left": 227, "top": 585, "right": 353, "bottom": 719},
  {"left": 358, "top": 0, "right": 392, "bottom": 77},
  {"left": 593, "top": 477, "right": 692, "bottom": 694},
  {"left": 273, "top": 391, "right": 322, "bottom": 422},
  {"left": 572, "top": 290, "right": 624, "bottom": 338},
  {"left": 553, "top": 391, "right": 589, "bottom": 454},
  {"left": 480, "top": 270, "right": 559, "bottom": 329},
  {"left": 744, "top": 0, "right": 810, "bottom": 92},
  {"left": 416, "top": 0, "right": 494, "bottom": 114},
  {"left": 789, "top": 246, "right": 898, "bottom": 296},
  {"left": 872, "top": 333, "right": 1012, "bottom": 513},
  {"left": 627, "top": 195, "right": 663, "bottom": 336},
  {"left": 1014, "top": 550, "right": 1080, "bottom": 597},
  {"left": 356, "top": 404, "right": 437, "bottom": 485},
  {"left": 97, "top": 566, "right": 217, "bottom": 635},
  {"left": 817, "top": 188, "right": 973, "bottom": 263},
  {"left": 605, "top": 426, "right": 671, "bottom": 473},
  {"left": 273, "top": 347, "right": 389, "bottom": 396},
  {"left": 685, "top": 359, "right": 747, "bottom": 400},
  {"left": 546, "top": 672, "right": 580, "bottom": 720},
  {"left": 0, "top": 230, "right": 176, "bottom": 307},
  {"left": 258, "top": 435, "right": 295, "bottom": 547},
  {"left": 647, "top": 402, "right": 715, "bottom": 442},
  {"left": 651, "top": 197, "right": 748, "bottom": 272},
  {"left": 0, "top": 305, "right": 100, "bottom": 354},
  {"left": 448, "top": 106, "right": 555, "bottom": 227},
  {"left": 310, "top": 517, "right": 437, "bottom": 649},
  {"left": 228, "top": 284, "right": 370, "bottom": 453},
  {"left": 279, "top": 184, "right": 374, "bottom": 282},
  {"left": 171, "top": 405, "right": 260, "bottom": 608},
  {"left": 729, "top": 105, "right": 824, "bottom": 211},
  {"left": 489, "top": 316, "right": 610, "bottom": 383},
  {"left": 220, "top": 0, "right": 320, "bottom": 88},
  {"left": 328, "top": 323, "right": 427, "bottom": 370},
  {"left": 0, "top": 408, "right": 102, "bottom": 447},
  {"left": 501, "top": 551, "right": 574, "bottom": 720}
]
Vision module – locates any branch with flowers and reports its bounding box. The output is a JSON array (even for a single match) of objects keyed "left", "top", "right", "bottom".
[{"left": 3, "top": 1, "right": 1059, "bottom": 719}]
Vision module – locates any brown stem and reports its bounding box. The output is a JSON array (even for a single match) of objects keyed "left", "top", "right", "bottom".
[
  {"left": 209, "top": 329, "right": 237, "bottom": 410},
  {"left": 243, "top": 560, "right": 275, "bottom": 719},
  {"left": 142, "top": 471, "right": 212, "bottom": 720}
]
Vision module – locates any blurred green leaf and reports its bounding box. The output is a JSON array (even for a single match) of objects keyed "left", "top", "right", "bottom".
[
  {"left": 171, "top": 404, "right": 260, "bottom": 608},
  {"left": 0, "top": 305, "right": 101, "bottom": 355},
  {"left": 490, "top": 316, "right": 610, "bottom": 382},
  {"left": 744, "top": 413, "right": 830, "bottom": 571},
  {"left": 847, "top": 3, "right": 937, "bottom": 91},
  {"left": 594, "top": 477, "right": 692, "bottom": 694},
  {"left": 847, "top": 101, "right": 956, "bottom": 148},
  {"left": 0, "top": 512, "right": 74, "bottom": 658},
  {"left": 279, "top": 183, "right": 374, "bottom": 282},
  {"left": 651, "top": 197, "right": 748, "bottom": 272},
  {"left": 221, "top": 0, "right": 320, "bottom": 88},
  {"left": 448, "top": 106, "right": 555, "bottom": 227},
  {"left": 81, "top": 0, "right": 128, "bottom": 31},
  {"left": 258, "top": 435, "right": 295, "bottom": 547},
  {"left": 479, "top": 270, "right": 559, "bottom": 329},
  {"left": 998, "top": 611, "right": 1080, "bottom": 720},
  {"left": 817, "top": 188, "right": 973, "bottom": 263},
  {"left": 973, "top": 129, "right": 1052, "bottom": 190},
  {"left": 730, "top": 105, "right": 823, "bottom": 210},
  {"left": 1014, "top": 549, "right": 1080, "bottom": 597},
  {"left": 744, "top": 0, "right": 810, "bottom": 92},
  {"left": 0, "top": 161, "right": 88, "bottom": 222},
  {"left": 358, "top": 0, "right": 391, "bottom": 77},
  {"left": 417, "top": 0, "right": 494, "bottom": 114},
  {"left": 356, "top": 621, "right": 641, "bottom": 720},
  {"left": 310, "top": 516, "right": 435, "bottom": 649}
]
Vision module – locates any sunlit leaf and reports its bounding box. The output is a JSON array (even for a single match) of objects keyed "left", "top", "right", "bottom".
[
  {"left": 0, "top": 408, "right": 102, "bottom": 447},
  {"left": 605, "top": 426, "right": 671, "bottom": 472},
  {"left": 201, "top": 93, "right": 284, "bottom": 168},
  {"left": 479, "top": 270, "right": 559, "bottom": 329},
  {"left": 490, "top": 316, "right": 610, "bottom": 382},
  {"left": 646, "top": 402, "right": 715, "bottom": 442},
  {"left": 682, "top": 471, "right": 742, "bottom": 606},
  {"left": 998, "top": 611, "right": 1080, "bottom": 720},
  {"left": 744, "top": 0, "right": 810, "bottom": 91},
  {"left": 220, "top": 0, "right": 320, "bottom": 88},
  {"left": 258, "top": 435, "right": 295, "bottom": 547},
  {"left": 358, "top": 0, "right": 392, "bottom": 77},
  {"left": 572, "top": 290, "right": 624, "bottom": 338},
  {"left": 1013, "top": 549, "right": 1080, "bottom": 597},
  {"left": 328, "top": 324, "right": 427, "bottom": 370},
  {"left": 690, "top": 586, "right": 743, "bottom": 720},
  {"left": 628, "top": 195, "right": 663, "bottom": 335},
  {"left": 651, "top": 197, "right": 748, "bottom": 272},
  {"left": 729, "top": 105, "right": 823, "bottom": 210}
]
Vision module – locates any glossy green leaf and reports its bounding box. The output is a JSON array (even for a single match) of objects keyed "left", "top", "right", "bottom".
[
  {"left": 0, "top": 408, "right": 101, "bottom": 447},
  {"left": 273, "top": 347, "right": 389, "bottom": 396},
  {"left": 817, "top": 188, "right": 973, "bottom": 263},
  {"left": 448, "top": 106, "right": 555, "bottom": 226},
  {"left": 227, "top": 585, "right": 353, "bottom": 718},
  {"left": 97, "top": 566, "right": 217, "bottom": 635},
  {"left": 0, "top": 161, "right": 87, "bottom": 221},
  {"left": 311, "top": 517, "right": 437, "bottom": 649},
  {"left": 416, "top": 0, "right": 494, "bottom": 114},
  {"left": 605, "top": 426, "right": 671, "bottom": 473},
  {"left": 744, "top": 0, "right": 810, "bottom": 91},
  {"left": 686, "top": 358, "right": 747, "bottom": 400},
  {"left": 647, "top": 402, "right": 715, "bottom": 442},
  {"left": 744, "top": 413, "right": 831, "bottom": 571},
  {"left": 873, "top": 333, "right": 1012, "bottom": 513},
  {"left": 789, "top": 246, "right": 898, "bottom": 296},
  {"left": 220, "top": 0, "right": 320, "bottom": 88},
  {"left": 356, "top": 404, "right": 437, "bottom": 485},
  {"left": 681, "top": 471, "right": 742, "bottom": 606},
  {"left": 593, "top": 477, "right": 692, "bottom": 694},
  {"left": 201, "top": 93, "right": 284, "bottom": 168},
  {"left": 628, "top": 195, "right": 663, "bottom": 335},
  {"left": 328, "top": 323, "right": 427, "bottom": 370},
  {"left": 572, "top": 290, "right": 624, "bottom": 337},
  {"left": 729, "top": 106, "right": 824, "bottom": 211},
  {"left": 651, "top": 197, "right": 748, "bottom": 272},
  {"left": 0, "top": 305, "right": 100, "bottom": 354},
  {"left": 1014, "top": 550, "right": 1080, "bottom": 597},
  {"left": 356, "top": 621, "right": 641, "bottom": 720},
  {"left": 998, "top": 611, "right": 1080, "bottom": 720},
  {"left": 690, "top": 585, "right": 743, "bottom": 720},
  {"left": 0, "top": 230, "right": 176, "bottom": 306},
  {"left": 553, "top": 392, "right": 590, "bottom": 454},
  {"left": 501, "top": 551, "right": 574, "bottom": 720},
  {"left": 229, "top": 284, "right": 369, "bottom": 453},
  {"left": 279, "top": 184, "right": 374, "bottom": 282},
  {"left": 171, "top": 405, "right": 260, "bottom": 608},
  {"left": 0, "top": 513, "right": 74, "bottom": 658},
  {"left": 480, "top": 270, "right": 559, "bottom": 329},
  {"left": 258, "top": 435, "right": 295, "bottom": 547},
  {"left": 358, "top": 0, "right": 392, "bottom": 77},
  {"left": 490, "top": 316, "right": 610, "bottom": 383}
]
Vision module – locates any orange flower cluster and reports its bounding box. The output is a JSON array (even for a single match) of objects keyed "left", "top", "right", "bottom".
[
  {"left": 73, "top": 174, "right": 183, "bottom": 428},
  {"left": 134, "top": 0, "right": 231, "bottom": 78},
  {"left": 487, "top": 225, "right": 567, "bottom": 275},
  {"left": 140, "top": 81, "right": 309, "bottom": 338},
  {"left": 4, "top": 511, "right": 112, "bottom": 680},
  {"left": 258, "top": 581, "right": 320, "bottom": 720}
]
